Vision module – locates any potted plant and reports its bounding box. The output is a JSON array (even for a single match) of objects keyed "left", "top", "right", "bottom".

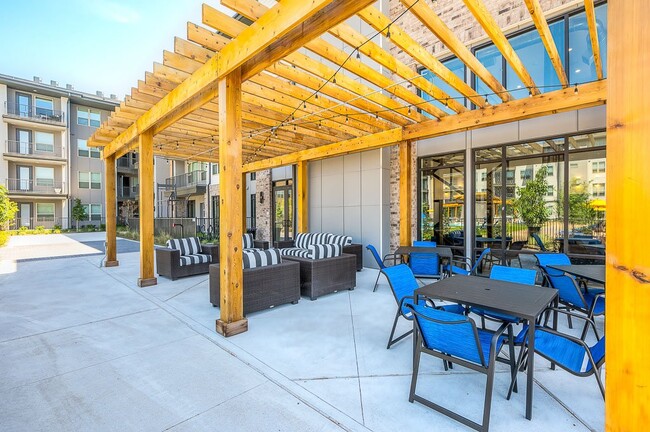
[{"left": 513, "top": 166, "right": 551, "bottom": 238}]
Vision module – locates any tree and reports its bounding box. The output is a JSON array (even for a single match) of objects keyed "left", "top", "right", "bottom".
[
  {"left": 557, "top": 178, "right": 597, "bottom": 232},
  {"left": 0, "top": 185, "right": 18, "bottom": 229},
  {"left": 513, "top": 166, "right": 551, "bottom": 233},
  {"left": 71, "top": 198, "right": 87, "bottom": 231}
]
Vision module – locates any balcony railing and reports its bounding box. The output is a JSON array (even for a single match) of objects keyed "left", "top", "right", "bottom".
[
  {"left": 165, "top": 169, "right": 208, "bottom": 188},
  {"left": 5, "top": 178, "right": 66, "bottom": 195},
  {"left": 4, "top": 102, "right": 66, "bottom": 125},
  {"left": 5, "top": 140, "right": 64, "bottom": 158},
  {"left": 118, "top": 185, "right": 139, "bottom": 198},
  {"left": 117, "top": 157, "right": 138, "bottom": 169}
]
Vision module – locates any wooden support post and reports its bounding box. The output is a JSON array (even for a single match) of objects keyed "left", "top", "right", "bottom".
[
  {"left": 216, "top": 69, "right": 247, "bottom": 337},
  {"left": 606, "top": 1, "right": 650, "bottom": 429},
  {"left": 104, "top": 154, "right": 119, "bottom": 267},
  {"left": 242, "top": 173, "right": 248, "bottom": 231},
  {"left": 296, "top": 161, "right": 308, "bottom": 233},
  {"left": 399, "top": 141, "right": 412, "bottom": 246},
  {"left": 137, "top": 130, "right": 157, "bottom": 287}
]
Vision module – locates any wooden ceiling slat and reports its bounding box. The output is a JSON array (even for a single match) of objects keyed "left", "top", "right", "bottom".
[
  {"left": 395, "top": 0, "right": 511, "bottom": 102},
  {"left": 584, "top": 0, "right": 603, "bottom": 80},
  {"left": 524, "top": 0, "right": 568, "bottom": 87},
  {"left": 462, "top": 0, "right": 539, "bottom": 95}
]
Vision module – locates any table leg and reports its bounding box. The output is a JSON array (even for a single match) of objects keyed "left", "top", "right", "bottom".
[{"left": 526, "top": 319, "right": 535, "bottom": 420}]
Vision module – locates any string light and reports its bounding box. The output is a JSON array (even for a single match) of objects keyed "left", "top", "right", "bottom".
[
  {"left": 574, "top": 83, "right": 578, "bottom": 94},
  {"left": 386, "top": 25, "right": 391, "bottom": 39},
  {"left": 356, "top": 49, "right": 361, "bottom": 60},
  {"left": 346, "top": 115, "right": 349, "bottom": 123},
  {"left": 528, "top": 89, "right": 533, "bottom": 97}
]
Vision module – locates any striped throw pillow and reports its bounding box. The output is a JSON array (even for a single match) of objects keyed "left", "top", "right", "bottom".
[
  {"left": 310, "top": 232, "right": 331, "bottom": 245},
  {"left": 309, "top": 243, "right": 342, "bottom": 259},
  {"left": 329, "top": 234, "right": 352, "bottom": 246},
  {"left": 167, "top": 237, "right": 201, "bottom": 256},
  {"left": 243, "top": 248, "right": 283, "bottom": 269},
  {"left": 295, "top": 232, "right": 312, "bottom": 249},
  {"left": 242, "top": 233, "right": 254, "bottom": 249}
]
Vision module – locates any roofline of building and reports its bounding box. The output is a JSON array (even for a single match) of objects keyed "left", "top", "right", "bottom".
[{"left": 0, "top": 73, "right": 121, "bottom": 110}]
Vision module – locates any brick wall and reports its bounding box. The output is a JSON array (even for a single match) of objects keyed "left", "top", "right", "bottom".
[
  {"left": 387, "top": 0, "right": 575, "bottom": 247},
  {"left": 254, "top": 169, "right": 272, "bottom": 242}
]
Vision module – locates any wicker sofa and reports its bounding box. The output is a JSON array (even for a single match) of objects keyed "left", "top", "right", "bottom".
[
  {"left": 209, "top": 249, "right": 300, "bottom": 314},
  {"left": 156, "top": 237, "right": 219, "bottom": 280},
  {"left": 275, "top": 232, "right": 363, "bottom": 271}
]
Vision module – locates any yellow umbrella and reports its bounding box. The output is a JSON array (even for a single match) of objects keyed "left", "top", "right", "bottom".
[{"left": 590, "top": 199, "right": 606, "bottom": 211}]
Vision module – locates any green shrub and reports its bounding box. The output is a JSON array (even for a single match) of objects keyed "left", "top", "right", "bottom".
[
  {"left": 0, "top": 231, "right": 9, "bottom": 247},
  {"left": 34, "top": 226, "right": 46, "bottom": 233},
  {"left": 54, "top": 224, "right": 62, "bottom": 230},
  {"left": 53, "top": 229, "right": 61, "bottom": 234},
  {"left": 99, "top": 224, "right": 106, "bottom": 231}
]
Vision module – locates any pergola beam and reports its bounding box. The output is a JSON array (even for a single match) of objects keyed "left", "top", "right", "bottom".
[
  {"left": 243, "top": 80, "right": 606, "bottom": 172},
  {"left": 463, "top": 0, "right": 539, "bottom": 95},
  {"left": 96, "top": 0, "right": 375, "bottom": 158},
  {"left": 584, "top": 0, "right": 603, "bottom": 80},
  {"left": 524, "top": 0, "right": 568, "bottom": 87}
]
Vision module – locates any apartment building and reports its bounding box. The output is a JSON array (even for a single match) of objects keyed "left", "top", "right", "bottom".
[{"left": 0, "top": 74, "right": 127, "bottom": 229}]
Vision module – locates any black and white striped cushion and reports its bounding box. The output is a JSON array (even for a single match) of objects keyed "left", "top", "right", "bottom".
[
  {"left": 242, "top": 233, "right": 254, "bottom": 249},
  {"left": 243, "top": 248, "right": 282, "bottom": 269},
  {"left": 329, "top": 234, "right": 352, "bottom": 246},
  {"left": 280, "top": 247, "right": 312, "bottom": 258},
  {"left": 179, "top": 253, "right": 211, "bottom": 266},
  {"left": 310, "top": 232, "right": 331, "bottom": 245},
  {"left": 295, "top": 233, "right": 312, "bottom": 249},
  {"left": 308, "top": 243, "right": 342, "bottom": 259},
  {"left": 167, "top": 237, "right": 201, "bottom": 256}
]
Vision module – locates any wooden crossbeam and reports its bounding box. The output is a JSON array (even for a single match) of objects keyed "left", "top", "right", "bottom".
[
  {"left": 95, "top": 0, "right": 376, "bottom": 158},
  {"left": 219, "top": 0, "right": 444, "bottom": 118},
  {"left": 584, "top": 0, "right": 603, "bottom": 80},
  {"left": 243, "top": 80, "right": 606, "bottom": 172},
  {"left": 462, "top": 0, "right": 539, "bottom": 95},
  {"left": 524, "top": 0, "right": 568, "bottom": 87},
  {"left": 395, "top": 0, "right": 511, "bottom": 102},
  {"left": 357, "top": 5, "right": 484, "bottom": 108}
]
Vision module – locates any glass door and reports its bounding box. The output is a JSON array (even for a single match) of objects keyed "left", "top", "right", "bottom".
[
  {"left": 18, "top": 166, "right": 31, "bottom": 191},
  {"left": 17, "top": 129, "right": 30, "bottom": 154},
  {"left": 272, "top": 180, "right": 294, "bottom": 242},
  {"left": 20, "top": 203, "right": 31, "bottom": 228},
  {"left": 16, "top": 93, "right": 30, "bottom": 117}
]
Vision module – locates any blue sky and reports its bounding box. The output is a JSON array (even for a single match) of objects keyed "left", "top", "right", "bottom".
[{"left": 0, "top": 0, "right": 231, "bottom": 98}]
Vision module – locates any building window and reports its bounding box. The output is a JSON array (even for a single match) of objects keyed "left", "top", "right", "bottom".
[
  {"left": 36, "top": 203, "right": 55, "bottom": 222},
  {"left": 77, "top": 108, "right": 101, "bottom": 127},
  {"left": 78, "top": 139, "right": 100, "bottom": 158},
  {"left": 592, "top": 183, "right": 606, "bottom": 197},
  {"left": 250, "top": 172, "right": 256, "bottom": 180},
  {"left": 520, "top": 167, "right": 533, "bottom": 180},
  {"left": 212, "top": 163, "right": 219, "bottom": 175},
  {"left": 79, "top": 172, "right": 101, "bottom": 189},
  {"left": 35, "top": 132, "right": 54, "bottom": 153},
  {"left": 592, "top": 161, "right": 605, "bottom": 173},
  {"left": 547, "top": 185, "right": 555, "bottom": 196},
  {"left": 420, "top": 57, "right": 466, "bottom": 114},
  {"left": 83, "top": 204, "right": 103, "bottom": 221},
  {"left": 35, "top": 97, "right": 54, "bottom": 117},
  {"left": 546, "top": 165, "right": 554, "bottom": 176},
  {"left": 35, "top": 167, "right": 54, "bottom": 187}
]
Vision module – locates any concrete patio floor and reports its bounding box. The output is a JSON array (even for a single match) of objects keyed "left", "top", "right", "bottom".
[{"left": 0, "top": 233, "right": 604, "bottom": 431}]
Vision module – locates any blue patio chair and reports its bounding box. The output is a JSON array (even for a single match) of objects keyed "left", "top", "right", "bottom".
[
  {"left": 507, "top": 308, "right": 605, "bottom": 400},
  {"left": 535, "top": 253, "right": 605, "bottom": 340},
  {"left": 366, "top": 244, "right": 400, "bottom": 292},
  {"left": 408, "top": 241, "right": 443, "bottom": 281},
  {"left": 444, "top": 248, "right": 492, "bottom": 276},
  {"left": 382, "top": 264, "right": 465, "bottom": 349},
  {"left": 406, "top": 303, "right": 515, "bottom": 432}
]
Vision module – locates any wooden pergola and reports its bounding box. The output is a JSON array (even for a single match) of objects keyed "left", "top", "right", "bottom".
[{"left": 88, "top": 1, "right": 648, "bottom": 428}]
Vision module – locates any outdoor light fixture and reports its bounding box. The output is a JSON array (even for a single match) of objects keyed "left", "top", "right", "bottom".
[{"left": 259, "top": 191, "right": 265, "bottom": 204}]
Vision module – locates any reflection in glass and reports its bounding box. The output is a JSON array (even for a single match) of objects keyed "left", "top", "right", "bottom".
[
  {"left": 420, "top": 58, "right": 466, "bottom": 116},
  {"left": 419, "top": 153, "right": 465, "bottom": 252},
  {"left": 475, "top": 45, "right": 503, "bottom": 105}
]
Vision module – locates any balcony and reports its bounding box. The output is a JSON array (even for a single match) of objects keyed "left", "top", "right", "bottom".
[
  {"left": 165, "top": 169, "right": 207, "bottom": 197},
  {"left": 3, "top": 102, "right": 66, "bottom": 127},
  {"left": 4, "top": 140, "right": 65, "bottom": 161},
  {"left": 5, "top": 178, "right": 66, "bottom": 196},
  {"left": 117, "top": 157, "right": 138, "bottom": 174},
  {"left": 118, "top": 185, "right": 139, "bottom": 199}
]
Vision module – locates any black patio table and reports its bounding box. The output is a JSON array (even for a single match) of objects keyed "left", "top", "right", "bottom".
[
  {"left": 415, "top": 275, "right": 558, "bottom": 420},
  {"left": 547, "top": 264, "right": 605, "bottom": 285}
]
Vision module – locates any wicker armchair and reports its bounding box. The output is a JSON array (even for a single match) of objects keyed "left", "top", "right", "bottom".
[
  {"left": 209, "top": 260, "right": 300, "bottom": 314},
  {"left": 156, "top": 242, "right": 219, "bottom": 280}
]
